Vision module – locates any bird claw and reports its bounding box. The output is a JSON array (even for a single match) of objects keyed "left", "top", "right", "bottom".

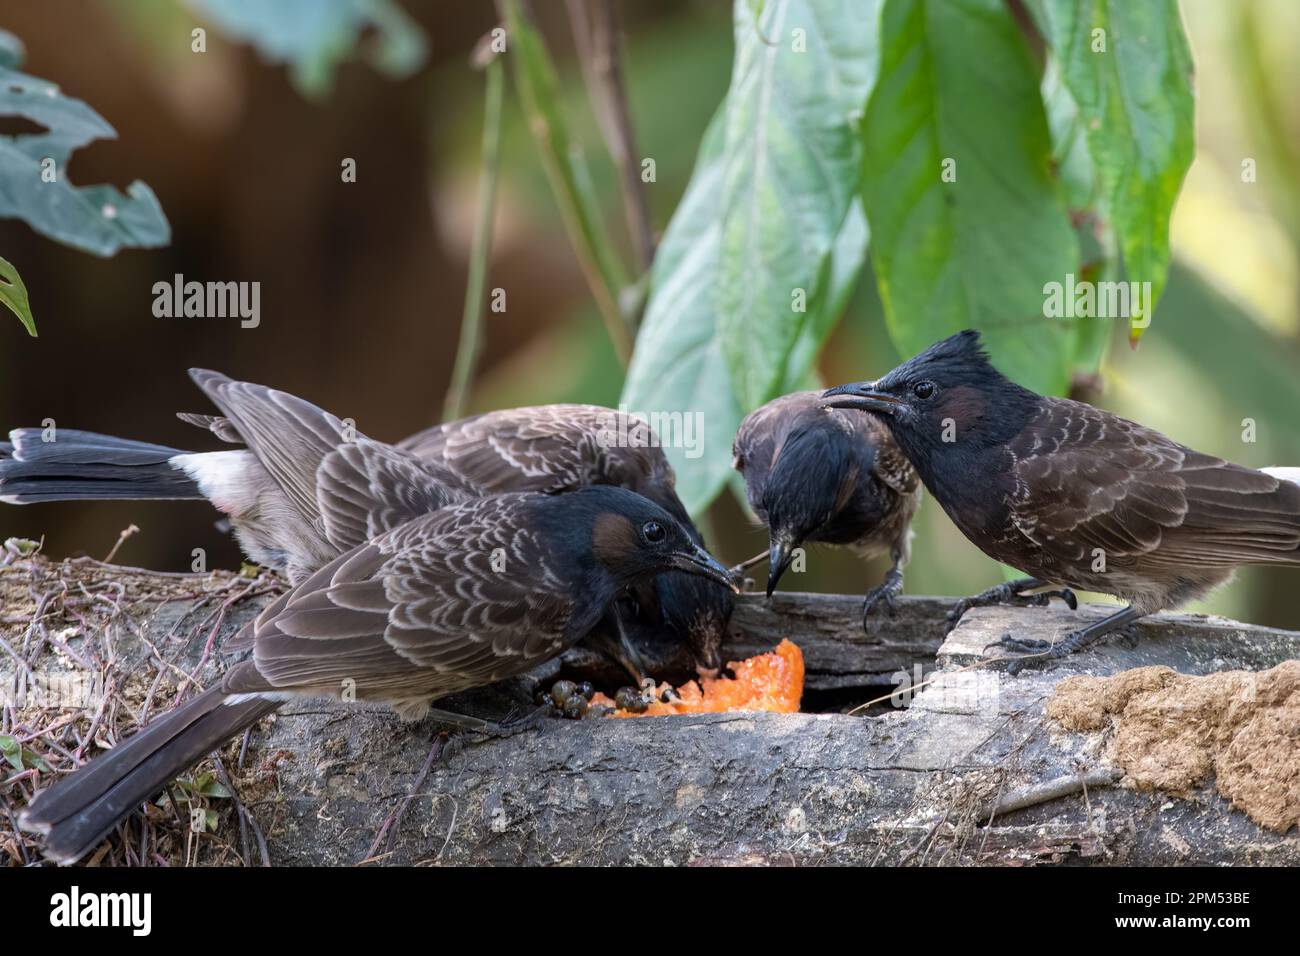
[
  {"left": 945, "top": 583, "right": 1078, "bottom": 635},
  {"left": 861, "top": 573, "right": 903, "bottom": 631},
  {"left": 981, "top": 633, "right": 1055, "bottom": 676}
]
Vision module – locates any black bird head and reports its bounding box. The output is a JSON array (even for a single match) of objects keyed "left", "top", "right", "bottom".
[
  {"left": 562, "top": 486, "right": 737, "bottom": 594},
  {"left": 734, "top": 393, "right": 874, "bottom": 597},
  {"left": 626, "top": 484, "right": 734, "bottom": 671},
  {"left": 821, "top": 331, "right": 1037, "bottom": 470},
  {"left": 757, "top": 426, "right": 858, "bottom": 597}
]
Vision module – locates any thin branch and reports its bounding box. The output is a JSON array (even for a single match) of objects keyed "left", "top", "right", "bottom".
[
  {"left": 565, "top": 0, "right": 655, "bottom": 276},
  {"left": 443, "top": 51, "right": 505, "bottom": 422},
  {"left": 500, "top": 0, "right": 635, "bottom": 365}
]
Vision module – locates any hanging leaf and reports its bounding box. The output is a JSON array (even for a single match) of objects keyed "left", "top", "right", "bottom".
[
  {"left": 0, "top": 52, "right": 171, "bottom": 256},
  {"left": 861, "top": 0, "right": 1080, "bottom": 396},
  {"left": 1033, "top": 0, "right": 1194, "bottom": 341},
  {"left": 189, "top": 0, "right": 427, "bottom": 98},
  {"left": 714, "top": 0, "right": 880, "bottom": 409},
  {"left": 622, "top": 114, "right": 868, "bottom": 515},
  {"left": 0, "top": 256, "right": 35, "bottom": 336}
]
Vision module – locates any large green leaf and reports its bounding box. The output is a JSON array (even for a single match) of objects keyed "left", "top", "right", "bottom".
[
  {"left": 189, "top": 0, "right": 427, "bottom": 98},
  {"left": 0, "top": 44, "right": 170, "bottom": 257},
  {"left": 621, "top": 115, "right": 738, "bottom": 514},
  {"left": 622, "top": 0, "right": 876, "bottom": 515},
  {"left": 622, "top": 115, "right": 868, "bottom": 515},
  {"left": 861, "top": 0, "right": 1080, "bottom": 395},
  {"left": 716, "top": 0, "right": 880, "bottom": 409},
  {"left": 0, "top": 256, "right": 35, "bottom": 336},
  {"left": 1034, "top": 0, "right": 1194, "bottom": 340}
]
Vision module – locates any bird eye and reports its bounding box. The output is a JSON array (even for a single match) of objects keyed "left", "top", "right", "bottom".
[
  {"left": 913, "top": 381, "right": 936, "bottom": 400},
  {"left": 641, "top": 520, "right": 666, "bottom": 543}
]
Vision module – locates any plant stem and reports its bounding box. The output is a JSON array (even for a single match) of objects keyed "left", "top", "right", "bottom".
[
  {"left": 443, "top": 56, "right": 505, "bottom": 422},
  {"left": 565, "top": 0, "right": 656, "bottom": 275},
  {"left": 501, "top": 0, "right": 635, "bottom": 366}
]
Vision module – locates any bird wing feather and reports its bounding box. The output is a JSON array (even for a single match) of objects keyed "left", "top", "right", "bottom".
[
  {"left": 239, "top": 496, "right": 576, "bottom": 699},
  {"left": 1009, "top": 400, "right": 1300, "bottom": 569},
  {"left": 398, "top": 404, "right": 666, "bottom": 496}
]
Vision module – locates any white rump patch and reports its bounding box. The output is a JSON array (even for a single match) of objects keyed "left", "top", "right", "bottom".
[
  {"left": 1262, "top": 467, "right": 1300, "bottom": 487},
  {"left": 170, "top": 450, "right": 255, "bottom": 512}
]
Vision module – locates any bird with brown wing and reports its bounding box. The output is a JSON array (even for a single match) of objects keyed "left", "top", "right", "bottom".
[
  {"left": 1, "top": 385, "right": 733, "bottom": 675},
  {"left": 17, "top": 485, "right": 735, "bottom": 864},
  {"left": 732, "top": 391, "right": 921, "bottom": 630},
  {"left": 823, "top": 330, "right": 1300, "bottom": 671}
]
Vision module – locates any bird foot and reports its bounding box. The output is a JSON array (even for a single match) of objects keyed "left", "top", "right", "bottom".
[
  {"left": 427, "top": 702, "right": 554, "bottom": 738},
  {"left": 861, "top": 570, "right": 904, "bottom": 631},
  {"left": 981, "top": 633, "right": 1059, "bottom": 675},
  {"left": 982, "top": 619, "right": 1138, "bottom": 675},
  {"left": 945, "top": 582, "right": 1078, "bottom": 635}
]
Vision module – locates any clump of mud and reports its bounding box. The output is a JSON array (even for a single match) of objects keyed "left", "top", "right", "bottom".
[{"left": 1048, "top": 662, "right": 1299, "bottom": 833}]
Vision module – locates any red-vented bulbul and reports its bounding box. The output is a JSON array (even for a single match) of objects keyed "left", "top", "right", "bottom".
[
  {"left": 17, "top": 486, "right": 735, "bottom": 863},
  {"left": 823, "top": 330, "right": 1300, "bottom": 670},
  {"left": 732, "top": 391, "right": 921, "bottom": 629},
  {"left": 1, "top": 385, "right": 732, "bottom": 672}
]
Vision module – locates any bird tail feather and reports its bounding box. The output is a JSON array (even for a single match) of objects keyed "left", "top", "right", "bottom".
[
  {"left": 18, "top": 684, "right": 278, "bottom": 864},
  {"left": 0, "top": 429, "right": 202, "bottom": 503}
]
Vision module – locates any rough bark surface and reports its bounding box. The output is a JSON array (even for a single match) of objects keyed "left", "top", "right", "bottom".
[{"left": 2, "top": 556, "right": 1297, "bottom": 866}]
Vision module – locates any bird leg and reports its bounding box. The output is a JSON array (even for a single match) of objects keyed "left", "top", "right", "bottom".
[
  {"left": 423, "top": 703, "right": 553, "bottom": 738},
  {"left": 861, "top": 549, "right": 906, "bottom": 629},
  {"left": 945, "top": 577, "right": 1077, "bottom": 634},
  {"left": 581, "top": 603, "right": 647, "bottom": 686},
  {"left": 727, "top": 549, "right": 769, "bottom": 588},
  {"left": 984, "top": 604, "right": 1142, "bottom": 675}
]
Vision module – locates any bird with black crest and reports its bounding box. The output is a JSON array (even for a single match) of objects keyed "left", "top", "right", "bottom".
[
  {"left": 731, "top": 391, "right": 921, "bottom": 630},
  {"left": 0, "top": 382, "right": 733, "bottom": 679},
  {"left": 17, "top": 485, "right": 736, "bottom": 864},
  {"left": 823, "top": 330, "right": 1300, "bottom": 671}
]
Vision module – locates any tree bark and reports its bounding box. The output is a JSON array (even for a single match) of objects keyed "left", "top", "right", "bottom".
[{"left": 2, "top": 556, "right": 1297, "bottom": 866}]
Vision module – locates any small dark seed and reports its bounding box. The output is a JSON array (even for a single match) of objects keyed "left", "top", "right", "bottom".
[
  {"left": 550, "top": 680, "right": 576, "bottom": 707},
  {"left": 613, "top": 686, "right": 638, "bottom": 711}
]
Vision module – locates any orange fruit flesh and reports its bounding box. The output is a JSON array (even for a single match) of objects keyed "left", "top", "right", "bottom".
[{"left": 592, "top": 639, "right": 804, "bottom": 716}]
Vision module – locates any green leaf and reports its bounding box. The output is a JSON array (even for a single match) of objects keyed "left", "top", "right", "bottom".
[
  {"left": 861, "top": 0, "right": 1080, "bottom": 396},
  {"left": 0, "top": 68, "right": 171, "bottom": 256},
  {"left": 716, "top": 0, "right": 880, "bottom": 409},
  {"left": 0, "top": 256, "right": 35, "bottom": 336},
  {"left": 0, "top": 734, "right": 22, "bottom": 771},
  {"left": 622, "top": 0, "right": 878, "bottom": 515},
  {"left": 621, "top": 114, "right": 739, "bottom": 514},
  {"left": 0, "top": 29, "right": 24, "bottom": 69},
  {"left": 622, "top": 115, "right": 867, "bottom": 515},
  {"left": 1034, "top": 0, "right": 1194, "bottom": 340},
  {"left": 189, "top": 0, "right": 427, "bottom": 98}
]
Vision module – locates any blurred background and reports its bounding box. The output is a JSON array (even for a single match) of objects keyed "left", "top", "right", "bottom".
[{"left": 2, "top": 0, "right": 1299, "bottom": 627}]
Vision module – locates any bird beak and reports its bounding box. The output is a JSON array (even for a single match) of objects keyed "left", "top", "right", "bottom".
[
  {"left": 671, "top": 545, "right": 741, "bottom": 593},
  {"left": 766, "top": 534, "right": 796, "bottom": 598},
  {"left": 820, "top": 381, "right": 901, "bottom": 415}
]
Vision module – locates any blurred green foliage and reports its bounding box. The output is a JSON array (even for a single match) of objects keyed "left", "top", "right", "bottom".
[{"left": 187, "top": 0, "right": 427, "bottom": 97}]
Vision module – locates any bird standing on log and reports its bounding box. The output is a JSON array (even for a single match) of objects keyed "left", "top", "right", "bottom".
[
  {"left": 0, "top": 386, "right": 732, "bottom": 673},
  {"left": 399, "top": 406, "right": 733, "bottom": 671},
  {"left": 732, "top": 391, "right": 921, "bottom": 629},
  {"left": 823, "top": 330, "right": 1300, "bottom": 670},
  {"left": 18, "top": 486, "right": 736, "bottom": 863}
]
